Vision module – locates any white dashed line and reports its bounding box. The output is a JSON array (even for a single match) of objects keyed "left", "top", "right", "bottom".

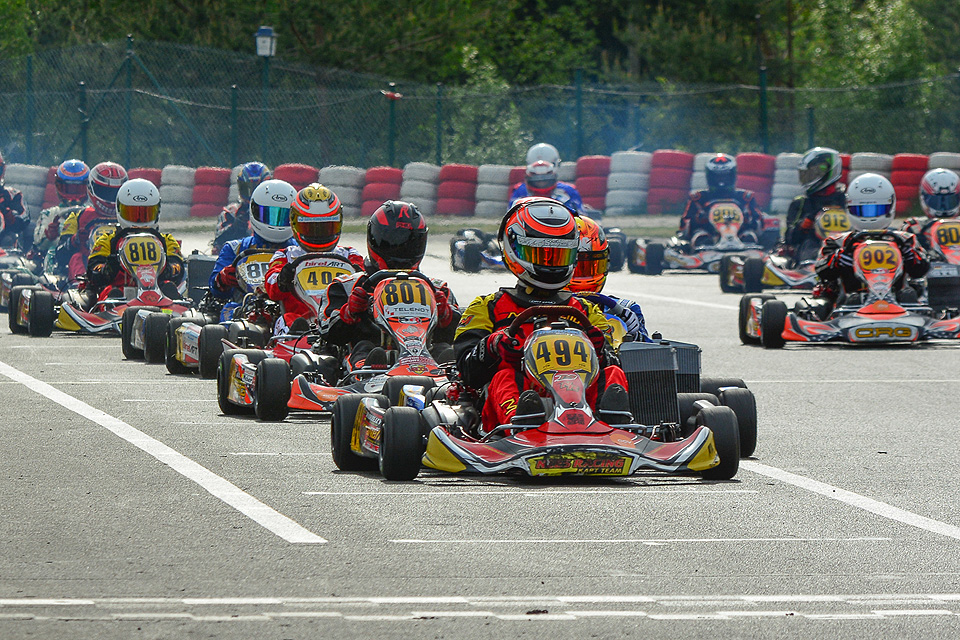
[{"left": 390, "top": 537, "right": 888, "bottom": 545}]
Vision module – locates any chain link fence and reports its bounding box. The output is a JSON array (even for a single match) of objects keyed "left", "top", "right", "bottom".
[{"left": 1, "top": 40, "right": 958, "bottom": 171}]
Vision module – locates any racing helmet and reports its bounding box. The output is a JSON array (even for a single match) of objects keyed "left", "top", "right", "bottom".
[
  {"left": 367, "top": 200, "right": 428, "bottom": 270},
  {"left": 919, "top": 168, "right": 960, "bottom": 219},
  {"left": 705, "top": 153, "right": 737, "bottom": 191},
  {"left": 291, "top": 183, "right": 342, "bottom": 252},
  {"left": 237, "top": 161, "right": 272, "bottom": 204},
  {"left": 116, "top": 178, "right": 161, "bottom": 229},
  {"left": 526, "top": 142, "right": 561, "bottom": 167},
  {"left": 55, "top": 159, "right": 90, "bottom": 205},
  {"left": 798, "top": 147, "right": 842, "bottom": 196},
  {"left": 525, "top": 160, "right": 559, "bottom": 197},
  {"left": 568, "top": 215, "right": 609, "bottom": 293},
  {"left": 498, "top": 196, "right": 579, "bottom": 291},
  {"left": 88, "top": 161, "right": 128, "bottom": 218},
  {"left": 249, "top": 179, "right": 296, "bottom": 243},
  {"left": 846, "top": 173, "right": 896, "bottom": 231}
]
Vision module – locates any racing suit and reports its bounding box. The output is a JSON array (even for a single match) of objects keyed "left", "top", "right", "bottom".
[
  {"left": 212, "top": 202, "right": 249, "bottom": 254},
  {"left": 0, "top": 184, "right": 29, "bottom": 249},
  {"left": 54, "top": 207, "right": 115, "bottom": 283},
  {"left": 209, "top": 234, "right": 297, "bottom": 299},
  {"left": 678, "top": 187, "right": 764, "bottom": 245},
  {"left": 264, "top": 244, "right": 365, "bottom": 334},
  {"left": 578, "top": 292, "right": 652, "bottom": 344},
  {"left": 86, "top": 226, "right": 184, "bottom": 300},
  {"left": 454, "top": 286, "right": 627, "bottom": 429},
  {"left": 509, "top": 182, "right": 583, "bottom": 213},
  {"left": 900, "top": 217, "right": 951, "bottom": 255},
  {"left": 783, "top": 184, "right": 847, "bottom": 261}
]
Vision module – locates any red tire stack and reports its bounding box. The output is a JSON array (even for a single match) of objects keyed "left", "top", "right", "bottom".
[
  {"left": 274, "top": 163, "right": 319, "bottom": 193},
  {"left": 646, "top": 150, "right": 694, "bottom": 214},
  {"left": 735, "top": 153, "right": 776, "bottom": 210},
  {"left": 361, "top": 166, "right": 403, "bottom": 217},
  {"left": 509, "top": 167, "right": 526, "bottom": 191},
  {"left": 128, "top": 168, "right": 162, "bottom": 188},
  {"left": 891, "top": 154, "right": 929, "bottom": 216},
  {"left": 41, "top": 165, "right": 59, "bottom": 209},
  {"left": 575, "top": 155, "right": 611, "bottom": 211},
  {"left": 190, "top": 166, "right": 231, "bottom": 218},
  {"left": 436, "top": 164, "right": 478, "bottom": 216},
  {"left": 840, "top": 153, "right": 851, "bottom": 186}
]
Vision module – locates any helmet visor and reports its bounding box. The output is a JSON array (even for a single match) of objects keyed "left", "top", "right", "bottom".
[
  {"left": 574, "top": 249, "right": 609, "bottom": 280},
  {"left": 527, "top": 175, "right": 557, "bottom": 190},
  {"left": 294, "top": 219, "right": 342, "bottom": 249},
  {"left": 58, "top": 180, "right": 88, "bottom": 201},
  {"left": 91, "top": 182, "right": 121, "bottom": 203},
  {"left": 798, "top": 166, "right": 826, "bottom": 188},
  {"left": 923, "top": 192, "right": 960, "bottom": 214},
  {"left": 511, "top": 235, "right": 578, "bottom": 268},
  {"left": 120, "top": 203, "right": 159, "bottom": 225},
  {"left": 849, "top": 204, "right": 891, "bottom": 219},
  {"left": 251, "top": 202, "right": 291, "bottom": 227}
]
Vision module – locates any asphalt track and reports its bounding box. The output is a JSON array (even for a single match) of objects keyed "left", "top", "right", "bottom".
[{"left": 2, "top": 232, "right": 960, "bottom": 639}]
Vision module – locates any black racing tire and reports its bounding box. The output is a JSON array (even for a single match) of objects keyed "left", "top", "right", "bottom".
[
  {"left": 718, "top": 255, "right": 738, "bottom": 293},
  {"left": 462, "top": 242, "right": 482, "bottom": 273},
  {"left": 8, "top": 285, "right": 29, "bottom": 335},
  {"left": 760, "top": 300, "right": 788, "bottom": 349},
  {"left": 289, "top": 352, "right": 317, "bottom": 377},
  {"left": 254, "top": 357, "right": 291, "bottom": 422},
  {"left": 217, "top": 348, "right": 267, "bottom": 415},
  {"left": 199, "top": 324, "right": 228, "bottom": 379},
  {"left": 331, "top": 393, "right": 385, "bottom": 472},
  {"left": 644, "top": 243, "right": 665, "bottom": 275},
  {"left": 698, "top": 405, "right": 740, "bottom": 480},
  {"left": 12, "top": 272, "right": 35, "bottom": 288},
  {"left": 742, "top": 257, "right": 765, "bottom": 293},
  {"left": 719, "top": 387, "right": 757, "bottom": 457},
  {"left": 27, "top": 290, "right": 55, "bottom": 337},
  {"left": 379, "top": 406, "right": 424, "bottom": 481},
  {"left": 627, "top": 240, "right": 644, "bottom": 274},
  {"left": 608, "top": 238, "right": 626, "bottom": 272},
  {"left": 383, "top": 376, "right": 437, "bottom": 408},
  {"left": 165, "top": 317, "right": 191, "bottom": 375},
  {"left": 143, "top": 313, "right": 171, "bottom": 364},
  {"left": 738, "top": 294, "right": 774, "bottom": 345},
  {"left": 700, "top": 377, "right": 747, "bottom": 396},
  {"left": 121, "top": 307, "right": 143, "bottom": 360},
  {"left": 449, "top": 237, "right": 460, "bottom": 272},
  {"left": 227, "top": 320, "right": 268, "bottom": 347},
  {"left": 677, "top": 392, "right": 718, "bottom": 437}
]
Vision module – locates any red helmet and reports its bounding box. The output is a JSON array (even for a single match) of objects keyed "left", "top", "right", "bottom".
[
  {"left": 367, "top": 201, "right": 428, "bottom": 269},
  {"left": 524, "top": 160, "right": 558, "bottom": 197},
  {"left": 87, "top": 162, "right": 128, "bottom": 217},
  {"left": 291, "top": 183, "right": 342, "bottom": 251},
  {"left": 568, "top": 216, "right": 609, "bottom": 293},
  {"left": 498, "top": 196, "right": 579, "bottom": 291}
]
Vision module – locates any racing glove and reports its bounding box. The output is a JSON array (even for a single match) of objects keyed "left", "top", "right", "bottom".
[
  {"left": 161, "top": 258, "right": 184, "bottom": 285},
  {"left": 277, "top": 263, "right": 296, "bottom": 292},
  {"left": 214, "top": 264, "right": 239, "bottom": 291},
  {"left": 340, "top": 285, "right": 370, "bottom": 325},
  {"left": 435, "top": 286, "right": 455, "bottom": 328},
  {"left": 612, "top": 303, "right": 642, "bottom": 337},
  {"left": 484, "top": 330, "right": 522, "bottom": 367},
  {"left": 43, "top": 221, "right": 60, "bottom": 241}
]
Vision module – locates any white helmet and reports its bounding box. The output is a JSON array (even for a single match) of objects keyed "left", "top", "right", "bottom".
[
  {"left": 249, "top": 179, "right": 296, "bottom": 243},
  {"left": 919, "top": 168, "right": 960, "bottom": 219},
  {"left": 116, "top": 178, "right": 160, "bottom": 229},
  {"left": 526, "top": 143, "right": 560, "bottom": 167},
  {"left": 846, "top": 173, "right": 895, "bottom": 231}
]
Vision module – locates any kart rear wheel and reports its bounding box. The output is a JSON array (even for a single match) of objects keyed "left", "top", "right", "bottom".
[
  {"left": 644, "top": 243, "right": 665, "bottom": 275},
  {"left": 677, "top": 393, "right": 718, "bottom": 437},
  {"left": 199, "top": 324, "right": 228, "bottom": 379},
  {"left": 759, "top": 300, "right": 788, "bottom": 349},
  {"left": 27, "top": 290, "right": 55, "bottom": 337},
  {"left": 462, "top": 242, "right": 482, "bottom": 273},
  {"left": 608, "top": 239, "right": 625, "bottom": 272},
  {"left": 719, "top": 387, "right": 757, "bottom": 457},
  {"left": 448, "top": 237, "right": 461, "bottom": 272},
  {"left": 738, "top": 294, "right": 774, "bottom": 345},
  {"left": 626, "top": 240, "right": 644, "bottom": 274},
  {"left": 217, "top": 348, "right": 267, "bottom": 415},
  {"left": 143, "top": 313, "right": 171, "bottom": 364},
  {"left": 7, "top": 285, "right": 29, "bottom": 335},
  {"left": 742, "top": 257, "right": 765, "bottom": 293},
  {"left": 383, "top": 375, "right": 437, "bottom": 408},
  {"left": 699, "top": 377, "right": 746, "bottom": 396},
  {"left": 254, "top": 357, "right": 291, "bottom": 422},
  {"left": 164, "top": 317, "right": 191, "bottom": 374},
  {"left": 379, "top": 406, "right": 424, "bottom": 481},
  {"left": 331, "top": 393, "right": 383, "bottom": 471},
  {"left": 718, "top": 255, "right": 738, "bottom": 293},
  {"left": 698, "top": 405, "right": 740, "bottom": 481},
  {"left": 121, "top": 307, "right": 144, "bottom": 360}
]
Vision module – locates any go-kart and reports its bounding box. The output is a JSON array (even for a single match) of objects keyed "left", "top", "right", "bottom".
[
  {"left": 215, "top": 252, "right": 359, "bottom": 418},
  {"left": 450, "top": 227, "right": 627, "bottom": 273},
  {"left": 919, "top": 218, "right": 960, "bottom": 312},
  {"left": 740, "top": 231, "right": 960, "bottom": 348},
  {"left": 720, "top": 206, "right": 850, "bottom": 293},
  {"left": 628, "top": 202, "right": 778, "bottom": 275},
  {"left": 230, "top": 269, "right": 451, "bottom": 422},
  {"left": 150, "top": 248, "right": 278, "bottom": 373},
  {"left": 331, "top": 305, "right": 751, "bottom": 482}
]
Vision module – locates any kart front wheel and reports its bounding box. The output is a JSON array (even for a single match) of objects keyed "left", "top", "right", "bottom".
[
  {"left": 462, "top": 242, "right": 482, "bottom": 273},
  {"left": 121, "top": 307, "right": 143, "bottom": 360},
  {"left": 217, "top": 348, "right": 266, "bottom": 415},
  {"left": 199, "top": 324, "right": 228, "bottom": 379},
  {"left": 698, "top": 405, "right": 740, "bottom": 481},
  {"left": 738, "top": 294, "right": 773, "bottom": 345},
  {"left": 719, "top": 387, "right": 757, "bottom": 458},
  {"left": 7, "top": 285, "right": 29, "bottom": 335},
  {"left": 644, "top": 243, "right": 665, "bottom": 275},
  {"left": 165, "top": 317, "right": 191, "bottom": 375},
  {"left": 379, "top": 406, "right": 425, "bottom": 481},
  {"left": 331, "top": 394, "right": 383, "bottom": 472},
  {"left": 254, "top": 357, "right": 291, "bottom": 422},
  {"left": 143, "top": 312, "right": 171, "bottom": 364},
  {"left": 27, "top": 290, "right": 55, "bottom": 337},
  {"left": 626, "top": 240, "right": 644, "bottom": 274},
  {"left": 718, "top": 255, "right": 738, "bottom": 293},
  {"left": 699, "top": 377, "right": 746, "bottom": 396},
  {"left": 759, "top": 300, "right": 788, "bottom": 349},
  {"left": 608, "top": 239, "right": 626, "bottom": 272},
  {"left": 677, "top": 392, "right": 718, "bottom": 437}
]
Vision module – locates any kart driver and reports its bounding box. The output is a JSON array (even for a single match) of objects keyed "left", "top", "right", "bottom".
[
  {"left": 263, "top": 182, "right": 365, "bottom": 335},
  {"left": 900, "top": 168, "right": 960, "bottom": 251},
  {"left": 30, "top": 159, "right": 89, "bottom": 265},
  {"left": 320, "top": 200, "right": 460, "bottom": 368},
  {"left": 678, "top": 153, "right": 764, "bottom": 246},
  {"left": 509, "top": 160, "right": 583, "bottom": 214},
  {"left": 783, "top": 146, "right": 847, "bottom": 261},
  {"left": 568, "top": 215, "right": 651, "bottom": 344},
  {"left": 0, "top": 151, "right": 30, "bottom": 249},
  {"left": 812, "top": 173, "right": 928, "bottom": 319},
  {"left": 454, "top": 196, "right": 632, "bottom": 432},
  {"left": 212, "top": 161, "right": 272, "bottom": 254},
  {"left": 86, "top": 178, "right": 184, "bottom": 300}
]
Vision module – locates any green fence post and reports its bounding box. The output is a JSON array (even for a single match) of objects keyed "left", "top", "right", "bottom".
[
  {"left": 575, "top": 69, "right": 584, "bottom": 159},
  {"left": 806, "top": 105, "right": 815, "bottom": 149},
  {"left": 387, "top": 82, "right": 397, "bottom": 167},
  {"left": 78, "top": 81, "right": 88, "bottom": 164},
  {"left": 435, "top": 83, "right": 443, "bottom": 166},
  {"left": 230, "top": 85, "right": 239, "bottom": 168},
  {"left": 125, "top": 35, "right": 133, "bottom": 170},
  {"left": 25, "top": 55, "right": 34, "bottom": 165},
  {"left": 759, "top": 65, "right": 769, "bottom": 154}
]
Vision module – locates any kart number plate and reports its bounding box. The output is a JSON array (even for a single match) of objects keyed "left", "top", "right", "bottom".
[
  {"left": 708, "top": 203, "right": 744, "bottom": 226},
  {"left": 239, "top": 255, "right": 272, "bottom": 287},
  {"left": 855, "top": 244, "right": 901, "bottom": 272},
  {"left": 376, "top": 280, "right": 436, "bottom": 319},
  {"left": 296, "top": 264, "right": 351, "bottom": 294},
  {"left": 121, "top": 236, "right": 164, "bottom": 266},
  {"left": 815, "top": 207, "right": 850, "bottom": 238},
  {"left": 526, "top": 333, "right": 595, "bottom": 380},
  {"left": 527, "top": 452, "right": 631, "bottom": 476}
]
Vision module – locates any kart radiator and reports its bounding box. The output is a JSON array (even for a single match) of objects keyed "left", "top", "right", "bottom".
[
  {"left": 185, "top": 253, "right": 217, "bottom": 302},
  {"left": 927, "top": 268, "right": 960, "bottom": 311},
  {"left": 618, "top": 342, "right": 681, "bottom": 426},
  {"left": 663, "top": 340, "right": 701, "bottom": 393}
]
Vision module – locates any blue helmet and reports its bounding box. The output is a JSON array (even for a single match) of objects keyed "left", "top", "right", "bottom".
[
  {"left": 237, "top": 162, "right": 272, "bottom": 203},
  {"left": 56, "top": 159, "right": 90, "bottom": 204}
]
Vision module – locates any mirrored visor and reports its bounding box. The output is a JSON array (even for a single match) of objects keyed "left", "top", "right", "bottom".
[
  {"left": 58, "top": 181, "right": 88, "bottom": 199},
  {"left": 251, "top": 203, "right": 291, "bottom": 227},
  {"left": 294, "top": 219, "right": 342, "bottom": 246},
  {"left": 849, "top": 203, "right": 891, "bottom": 219},
  {"left": 511, "top": 236, "right": 578, "bottom": 267},
  {"left": 574, "top": 249, "right": 609, "bottom": 279},
  {"left": 120, "top": 203, "right": 159, "bottom": 224},
  {"left": 91, "top": 183, "right": 121, "bottom": 203},
  {"left": 923, "top": 192, "right": 960, "bottom": 213}
]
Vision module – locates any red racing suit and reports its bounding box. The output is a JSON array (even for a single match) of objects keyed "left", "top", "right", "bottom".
[
  {"left": 453, "top": 286, "right": 626, "bottom": 429},
  {"left": 814, "top": 229, "right": 928, "bottom": 301},
  {"left": 679, "top": 188, "right": 764, "bottom": 244}
]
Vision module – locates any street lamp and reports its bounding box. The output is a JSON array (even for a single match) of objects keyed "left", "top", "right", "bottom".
[{"left": 255, "top": 25, "right": 276, "bottom": 163}]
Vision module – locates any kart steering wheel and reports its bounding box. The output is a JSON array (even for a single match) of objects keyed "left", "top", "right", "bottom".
[
  {"left": 848, "top": 230, "right": 901, "bottom": 245},
  {"left": 230, "top": 248, "right": 277, "bottom": 269},
  {"left": 505, "top": 305, "right": 591, "bottom": 338}
]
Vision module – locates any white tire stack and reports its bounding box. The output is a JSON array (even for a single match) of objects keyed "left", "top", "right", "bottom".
[
  {"left": 847, "top": 152, "right": 893, "bottom": 184},
  {"left": 4, "top": 164, "right": 50, "bottom": 218},
  {"left": 474, "top": 164, "right": 513, "bottom": 218},
  {"left": 604, "top": 151, "right": 652, "bottom": 215},
  {"left": 928, "top": 152, "right": 960, "bottom": 171},
  {"left": 318, "top": 165, "right": 364, "bottom": 218},
  {"left": 228, "top": 164, "right": 243, "bottom": 204},
  {"left": 770, "top": 153, "right": 803, "bottom": 215},
  {"left": 556, "top": 161, "right": 577, "bottom": 183},
  {"left": 159, "top": 165, "right": 196, "bottom": 220},
  {"left": 690, "top": 152, "right": 714, "bottom": 192},
  {"left": 399, "top": 162, "right": 441, "bottom": 217}
]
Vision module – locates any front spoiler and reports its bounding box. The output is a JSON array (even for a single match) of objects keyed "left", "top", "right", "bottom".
[{"left": 782, "top": 305, "right": 960, "bottom": 344}]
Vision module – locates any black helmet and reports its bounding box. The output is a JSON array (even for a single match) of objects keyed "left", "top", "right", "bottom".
[
  {"left": 367, "top": 200, "right": 428, "bottom": 269},
  {"left": 705, "top": 153, "right": 737, "bottom": 191}
]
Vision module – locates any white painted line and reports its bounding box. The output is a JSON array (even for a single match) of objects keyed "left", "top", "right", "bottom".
[
  {"left": 0, "top": 360, "right": 326, "bottom": 545},
  {"left": 717, "top": 611, "right": 800, "bottom": 617},
  {"left": 741, "top": 461, "right": 960, "bottom": 541},
  {"left": 607, "top": 288, "right": 737, "bottom": 311},
  {"left": 746, "top": 379, "right": 960, "bottom": 384},
  {"left": 232, "top": 452, "right": 328, "bottom": 457},
  {"left": 391, "top": 537, "right": 888, "bottom": 544},
  {"left": 411, "top": 611, "right": 495, "bottom": 618},
  {"left": 871, "top": 609, "right": 954, "bottom": 616},
  {"left": 305, "top": 489, "right": 758, "bottom": 496},
  {"left": 496, "top": 614, "right": 577, "bottom": 621},
  {"left": 562, "top": 610, "right": 649, "bottom": 617}
]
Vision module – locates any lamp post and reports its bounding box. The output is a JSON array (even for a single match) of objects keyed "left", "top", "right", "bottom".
[{"left": 255, "top": 25, "right": 277, "bottom": 164}]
